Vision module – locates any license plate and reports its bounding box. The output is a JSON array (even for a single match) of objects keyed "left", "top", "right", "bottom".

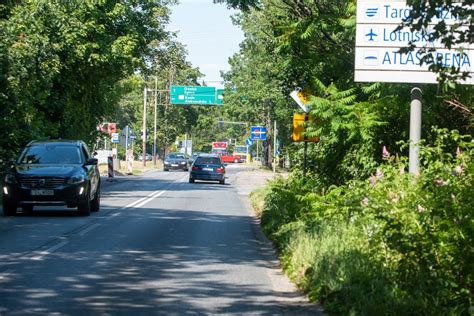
[
  {"left": 203, "top": 168, "right": 213, "bottom": 171},
  {"left": 172, "top": 164, "right": 179, "bottom": 167},
  {"left": 31, "top": 189, "right": 54, "bottom": 196}
]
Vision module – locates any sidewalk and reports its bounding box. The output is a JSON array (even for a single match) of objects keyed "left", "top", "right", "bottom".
[
  {"left": 234, "top": 168, "right": 286, "bottom": 196},
  {"left": 234, "top": 168, "right": 325, "bottom": 315}
]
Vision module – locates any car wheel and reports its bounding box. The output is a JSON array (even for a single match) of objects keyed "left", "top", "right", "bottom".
[
  {"left": 78, "top": 190, "right": 91, "bottom": 216},
  {"left": 163, "top": 168, "right": 169, "bottom": 172},
  {"left": 189, "top": 177, "right": 195, "bottom": 183},
  {"left": 22, "top": 205, "right": 34, "bottom": 214},
  {"left": 2, "top": 201, "right": 17, "bottom": 216},
  {"left": 90, "top": 187, "right": 100, "bottom": 212},
  {"left": 219, "top": 178, "right": 225, "bottom": 185},
  {"left": 184, "top": 168, "right": 189, "bottom": 172}
]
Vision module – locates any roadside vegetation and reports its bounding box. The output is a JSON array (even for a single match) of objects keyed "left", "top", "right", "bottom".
[
  {"left": 253, "top": 129, "right": 473, "bottom": 314},
  {"left": 228, "top": 0, "right": 473, "bottom": 314}
]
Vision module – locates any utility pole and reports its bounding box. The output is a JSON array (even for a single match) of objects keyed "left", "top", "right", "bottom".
[
  {"left": 153, "top": 76, "right": 158, "bottom": 166},
  {"left": 142, "top": 81, "right": 148, "bottom": 167}
]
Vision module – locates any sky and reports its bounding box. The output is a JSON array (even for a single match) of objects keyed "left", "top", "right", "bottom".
[{"left": 168, "top": 0, "right": 245, "bottom": 88}]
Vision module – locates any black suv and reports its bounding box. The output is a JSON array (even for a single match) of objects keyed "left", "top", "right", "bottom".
[
  {"left": 163, "top": 152, "right": 189, "bottom": 171},
  {"left": 2, "top": 140, "right": 100, "bottom": 216}
]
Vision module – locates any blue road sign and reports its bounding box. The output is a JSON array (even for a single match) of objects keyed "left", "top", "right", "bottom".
[
  {"left": 251, "top": 126, "right": 267, "bottom": 140},
  {"left": 245, "top": 138, "right": 253, "bottom": 146},
  {"left": 111, "top": 133, "right": 120, "bottom": 143}
]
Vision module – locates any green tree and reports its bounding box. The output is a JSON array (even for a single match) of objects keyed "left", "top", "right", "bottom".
[{"left": 0, "top": 0, "right": 170, "bottom": 168}]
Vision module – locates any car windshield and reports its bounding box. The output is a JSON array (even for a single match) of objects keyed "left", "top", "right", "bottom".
[
  {"left": 19, "top": 145, "right": 82, "bottom": 164},
  {"left": 195, "top": 157, "right": 221, "bottom": 165},
  {"left": 167, "top": 153, "right": 185, "bottom": 159}
]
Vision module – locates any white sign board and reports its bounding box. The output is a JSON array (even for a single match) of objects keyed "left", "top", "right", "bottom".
[
  {"left": 111, "top": 132, "right": 120, "bottom": 143},
  {"left": 355, "top": 0, "right": 473, "bottom": 84}
]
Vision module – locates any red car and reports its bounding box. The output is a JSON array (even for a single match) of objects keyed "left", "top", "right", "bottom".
[{"left": 219, "top": 152, "right": 242, "bottom": 163}]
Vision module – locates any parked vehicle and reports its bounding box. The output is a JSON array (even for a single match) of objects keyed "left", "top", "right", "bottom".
[
  {"left": 211, "top": 141, "right": 228, "bottom": 155},
  {"left": 232, "top": 145, "right": 247, "bottom": 162},
  {"left": 2, "top": 140, "right": 100, "bottom": 216},
  {"left": 163, "top": 152, "right": 189, "bottom": 171},
  {"left": 138, "top": 153, "right": 152, "bottom": 161},
  {"left": 189, "top": 154, "right": 225, "bottom": 184},
  {"left": 219, "top": 151, "right": 242, "bottom": 163}
]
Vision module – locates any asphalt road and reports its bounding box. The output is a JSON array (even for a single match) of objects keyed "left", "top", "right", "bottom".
[{"left": 0, "top": 165, "right": 323, "bottom": 315}]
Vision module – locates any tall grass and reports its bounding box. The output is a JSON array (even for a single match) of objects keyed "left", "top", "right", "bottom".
[{"left": 255, "top": 130, "right": 473, "bottom": 315}]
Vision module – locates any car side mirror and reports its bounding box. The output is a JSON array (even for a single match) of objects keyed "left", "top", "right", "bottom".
[{"left": 85, "top": 158, "right": 98, "bottom": 165}]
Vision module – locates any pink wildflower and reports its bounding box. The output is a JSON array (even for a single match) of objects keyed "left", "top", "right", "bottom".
[
  {"left": 376, "top": 168, "right": 384, "bottom": 180},
  {"left": 454, "top": 165, "right": 464, "bottom": 175},
  {"left": 361, "top": 197, "right": 369, "bottom": 206},
  {"left": 434, "top": 179, "right": 446, "bottom": 187},
  {"left": 382, "top": 146, "right": 390, "bottom": 160},
  {"left": 456, "top": 147, "right": 461, "bottom": 157},
  {"left": 399, "top": 167, "right": 405, "bottom": 175},
  {"left": 417, "top": 204, "right": 425, "bottom": 213},
  {"left": 370, "top": 175, "right": 377, "bottom": 186}
]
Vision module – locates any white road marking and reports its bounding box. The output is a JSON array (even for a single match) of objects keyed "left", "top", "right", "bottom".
[
  {"left": 30, "top": 241, "right": 69, "bottom": 261},
  {"left": 133, "top": 190, "right": 165, "bottom": 208},
  {"left": 78, "top": 223, "right": 100, "bottom": 236},
  {"left": 124, "top": 191, "right": 157, "bottom": 209}
]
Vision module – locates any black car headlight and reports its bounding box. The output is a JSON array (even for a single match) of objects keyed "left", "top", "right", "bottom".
[
  {"left": 181, "top": 161, "right": 186, "bottom": 164},
  {"left": 164, "top": 161, "right": 170, "bottom": 165},
  {"left": 4, "top": 174, "right": 17, "bottom": 184},
  {"left": 68, "top": 175, "right": 85, "bottom": 184}
]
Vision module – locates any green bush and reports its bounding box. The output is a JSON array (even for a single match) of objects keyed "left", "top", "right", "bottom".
[{"left": 259, "top": 129, "right": 473, "bottom": 315}]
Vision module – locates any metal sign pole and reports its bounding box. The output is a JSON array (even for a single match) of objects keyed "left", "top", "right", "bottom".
[
  {"left": 303, "top": 141, "right": 308, "bottom": 177},
  {"left": 409, "top": 87, "right": 422, "bottom": 175},
  {"left": 273, "top": 120, "right": 277, "bottom": 173},
  {"left": 256, "top": 139, "right": 259, "bottom": 163}
]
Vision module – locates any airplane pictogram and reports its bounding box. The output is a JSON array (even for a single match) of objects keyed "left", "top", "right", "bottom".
[{"left": 365, "top": 28, "right": 378, "bottom": 41}]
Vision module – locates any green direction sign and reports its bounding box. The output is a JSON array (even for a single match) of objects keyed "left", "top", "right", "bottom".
[
  {"left": 216, "top": 89, "right": 224, "bottom": 105},
  {"left": 170, "top": 86, "right": 218, "bottom": 105}
]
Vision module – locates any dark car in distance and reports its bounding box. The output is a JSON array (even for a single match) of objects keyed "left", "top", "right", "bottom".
[
  {"left": 188, "top": 152, "right": 205, "bottom": 165},
  {"left": 2, "top": 140, "right": 100, "bottom": 216},
  {"left": 163, "top": 152, "right": 189, "bottom": 171},
  {"left": 189, "top": 154, "right": 225, "bottom": 185}
]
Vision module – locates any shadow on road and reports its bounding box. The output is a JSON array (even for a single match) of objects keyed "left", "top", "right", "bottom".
[{"left": 0, "top": 203, "right": 323, "bottom": 315}]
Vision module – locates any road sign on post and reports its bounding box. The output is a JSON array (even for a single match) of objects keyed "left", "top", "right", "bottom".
[
  {"left": 290, "top": 89, "right": 309, "bottom": 112},
  {"left": 111, "top": 133, "right": 120, "bottom": 143},
  {"left": 354, "top": 0, "right": 474, "bottom": 84},
  {"left": 170, "top": 86, "right": 218, "bottom": 105},
  {"left": 251, "top": 126, "right": 267, "bottom": 140},
  {"left": 292, "top": 114, "right": 320, "bottom": 142},
  {"left": 245, "top": 138, "right": 253, "bottom": 146}
]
